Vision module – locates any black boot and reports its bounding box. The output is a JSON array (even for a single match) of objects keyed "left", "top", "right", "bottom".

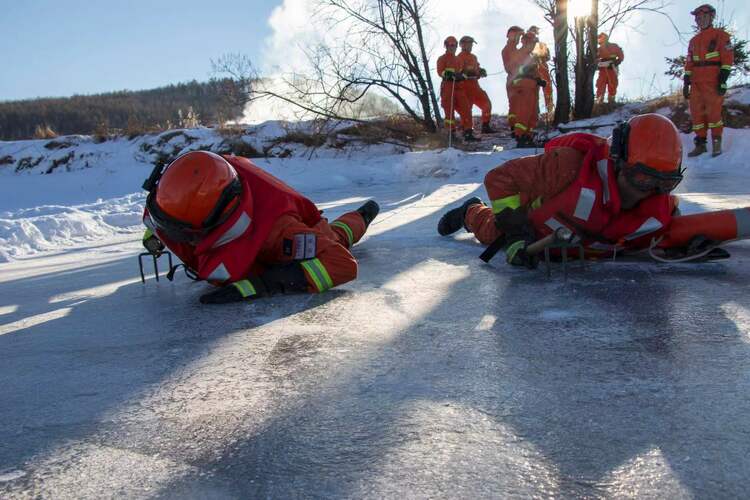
[
  {"left": 437, "top": 197, "right": 484, "bottom": 236},
  {"left": 481, "top": 122, "right": 495, "bottom": 134},
  {"left": 356, "top": 200, "right": 380, "bottom": 228},
  {"left": 688, "top": 137, "right": 707, "bottom": 157},
  {"left": 711, "top": 136, "right": 722, "bottom": 157},
  {"left": 515, "top": 135, "right": 531, "bottom": 148},
  {"left": 463, "top": 130, "right": 479, "bottom": 142}
]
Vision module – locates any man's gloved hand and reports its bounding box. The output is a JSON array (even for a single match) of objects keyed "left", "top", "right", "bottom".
[
  {"left": 479, "top": 68, "right": 488, "bottom": 78},
  {"left": 536, "top": 78, "right": 547, "bottom": 88},
  {"left": 683, "top": 75, "right": 691, "bottom": 100},
  {"left": 142, "top": 228, "right": 164, "bottom": 255},
  {"left": 200, "top": 277, "right": 267, "bottom": 304},
  {"left": 495, "top": 207, "right": 538, "bottom": 269},
  {"left": 598, "top": 61, "right": 611, "bottom": 68},
  {"left": 443, "top": 70, "right": 456, "bottom": 81},
  {"left": 718, "top": 68, "right": 730, "bottom": 96}
]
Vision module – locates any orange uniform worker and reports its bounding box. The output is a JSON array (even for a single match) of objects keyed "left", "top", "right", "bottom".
[
  {"left": 457, "top": 35, "right": 493, "bottom": 140},
  {"left": 437, "top": 114, "right": 685, "bottom": 268},
  {"left": 502, "top": 26, "right": 524, "bottom": 133},
  {"left": 595, "top": 33, "right": 624, "bottom": 104},
  {"left": 508, "top": 31, "right": 545, "bottom": 147},
  {"left": 683, "top": 3, "right": 734, "bottom": 157},
  {"left": 141, "top": 151, "right": 380, "bottom": 304},
  {"left": 437, "top": 36, "right": 471, "bottom": 135},
  {"left": 528, "top": 25, "right": 554, "bottom": 114}
]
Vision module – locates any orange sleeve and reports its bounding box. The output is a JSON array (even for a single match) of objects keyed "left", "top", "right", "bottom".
[
  {"left": 484, "top": 147, "right": 583, "bottom": 214},
  {"left": 437, "top": 55, "right": 446, "bottom": 79},
  {"left": 685, "top": 37, "right": 695, "bottom": 76}
]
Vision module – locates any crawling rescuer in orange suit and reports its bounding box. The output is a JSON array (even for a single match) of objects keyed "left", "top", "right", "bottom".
[
  {"left": 141, "top": 151, "right": 379, "bottom": 304},
  {"left": 437, "top": 114, "right": 686, "bottom": 268}
]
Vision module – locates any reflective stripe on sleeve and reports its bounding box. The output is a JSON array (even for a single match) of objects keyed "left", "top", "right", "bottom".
[
  {"left": 491, "top": 194, "right": 521, "bottom": 214},
  {"left": 514, "top": 123, "right": 529, "bottom": 131},
  {"left": 721, "top": 65, "right": 732, "bottom": 70},
  {"left": 708, "top": 121, "right": 724, "bottom": 128},
  {"left": 301, "top": 258, "right": 334, "bottom": 292},
  {"left": 232, "top": 280, "right": 257, "bottom": 298},
  {"left": 143, "top": 228, "right": 154, "bottom": 241},
  {"left": 705, "top": 51, "right": 720, "bottom": 59},
  {"left": 331, "top": 220, "right": 354, "bottom": 246},
  {"left": 684, "top": 70, "right": 693, "bottom": 76}
]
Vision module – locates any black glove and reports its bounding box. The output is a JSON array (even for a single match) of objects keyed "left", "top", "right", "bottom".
[
  {"left": 495, "top": 208, "right": 538, "bottom": 268},
  {"left": 718, "top": 68, "right": 730, "bottom": 96},
  {"left": 199, "top": 262, "right": 309, "bottom": 304},
  {"left": 479, "top": 68, "right": 488, "bottom": 78},
  {"left": 454, "top": 73, "right": 466, "bottom": 81},
  {"left": 536, "top": 78, "right": 547, "bottom": 88},
  {"left": 443, "top": 70, "right": 456, "bottom": 81},
  {"left": 683, "top": 75, "right": 691, "bottom": 100},
  {"left": 142, "top": 229, "right": 164, "bottom": 255}
]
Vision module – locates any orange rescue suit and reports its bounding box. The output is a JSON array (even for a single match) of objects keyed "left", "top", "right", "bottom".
[
  {"left": 533, "top": 41, "right": 554, "bottom": 112},
  {"left": 595, "top": 42, "right": 624, "bottom": 101},
  {"left": 457, "top": 52, "right": 492, "bottom": 126},
  {"left": 507, "top": 44, "right": 539, "bottom": 139},
  {"left": 502, "top": 40, "right": 521, "bottom": 130},
  {"left": 685, "top": 27, "right": 733, "bottom": 139},
  {"left": 437, "top": 52, "right": 471, "bottom": 131}
]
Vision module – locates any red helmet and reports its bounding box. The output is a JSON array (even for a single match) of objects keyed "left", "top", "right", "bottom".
[
  {"left": 611, "top": 114, "right": 684, "bottom": 193},
  {"left": 145, "top": 151, "right": 243, "bottom": 243},
  {"left": 444, "top": 36, "right": 458, "bottom": 47}
]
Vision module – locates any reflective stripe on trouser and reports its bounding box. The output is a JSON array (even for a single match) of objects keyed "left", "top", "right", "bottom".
[
  {"left": 689, "top": 81, "right": 725, "bottom": 138},
  {"left": 596, "top": 68, "right": 618, "bottom": 99},
  {"left": 512, "top": 85, "right": 539, "bottom": 138},
  {"left": 329, "top": 211, "right": 366, "bottom": 248},
  {"left": 491, "top": 194, "right": 521, "bottom": 214},
  {"left": 301, "top": 258, "right": 334, "bottom": 292},
  {"left": 441, "top": 81, "right": 471, "bottom": 130}
]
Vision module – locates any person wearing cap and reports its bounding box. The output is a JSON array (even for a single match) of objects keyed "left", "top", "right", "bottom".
[
  {"left": 595, "top": 33, "right": 624, "bottom": 105},
  {"left": 437, "top": 36, "right": 471, "bottom": 139},
  {"left": 528, "top": 25, "right": 554, "bottom": 114},
  {"left": 457, "top": 35, "right": 494, "bottom": 140},
  {"left": 507, "top": 31, "right": 545, "bottom": 147},
  {"left": 437, "top": 114, "right": 685, "bottom": 268},
  {"left": 684, "top": 3, "right": 734, "bottom": 157},
  {"left": 502, "top": 26, "right": 524, "bottom": 134},
  {"left": 141, "top": 151, "right": 380, "bottom": 303}
]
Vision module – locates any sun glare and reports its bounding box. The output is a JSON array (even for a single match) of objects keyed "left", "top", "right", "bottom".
[{"left": 568, "top": 0, "right": 592, "bottom": 18}]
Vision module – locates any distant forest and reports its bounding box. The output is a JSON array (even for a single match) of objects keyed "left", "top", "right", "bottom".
[{"left": 0, "top": 79, "right": 246, "bottom": 140}]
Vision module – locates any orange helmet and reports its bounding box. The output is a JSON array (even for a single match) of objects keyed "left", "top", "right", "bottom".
[
  {"left": 522, "top": 31, "right": 537, "bottom": 45},
  {"left": 459, "top": 35, "right": 476, "bottom": 44},
  {"left": 507, "top": 26, "right": 523, "bottom": 38},
  {"left": 144, "top": 151, "right": 243, "bottom": 243},
  {"left": 528, "top": 25, "right": 540, "bottom": 35},
  {"left": 598, "top": 32, "right": 608, "bottom": 42},
  {"left": 444, "top": 36, "right": 458, "bottom": 47},
  {"left": 611, "top": 114, "right": 684, "bottom": 193}
]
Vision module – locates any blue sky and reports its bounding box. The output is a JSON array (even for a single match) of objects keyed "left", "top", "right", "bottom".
[
  {"left": 0, "top": 0, "right": 280, "bottom": 101},
  {"left": 2, "top": 0, "right": 748, "bottom": 105}
]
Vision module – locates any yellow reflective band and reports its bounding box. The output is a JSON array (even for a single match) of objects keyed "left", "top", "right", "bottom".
[
  {"left": 508, "top": 113, "right": 517, "bottom": 119},
  {"left": 232, "top": 280, "right": 257, "bottom": 298},
  {"left": 143, "top": 228, "right": 154, "bottom": 241},
  {"left": 445, "top": 119, "right": 456, "bottom": 125},
  {"left": 331, "top": 220, "right": 354, "bottom": 247},
  {"left": 705, "top": 51, "right": 720, "bottom": 59},
  {"left": 531, "top": 196, "right": 543, "bottom": 210},
  {"left": 692, "top": 124, "right": 706, "bottom": 130},
  {"left": 708, "top": 121, "right": 724, "bottom": 128},
  {"left": 721, "top": 65, "right": 732, "bottom": 70},
  {"left": 685, "top": 70, "right": 693, "bottom": 76},
  {"left": 301, "top": 258, "right": 334, "bottom": 293},
  {"left": 514, "top": 123, "right": 529, "bottom": 131},
  {"left": 692, "top": 55, "right": 701, "bottom": 61},
  {"left": 491, "top": 194, "right": 521, "bottom": 214},
  {"left": 505, "top": 240, "right": 526, "bottom": 264}
]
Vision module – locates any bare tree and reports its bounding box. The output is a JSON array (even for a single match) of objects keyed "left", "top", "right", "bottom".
[
  {"left": 220, "top": 1, "right": 441, "bottom": 132},
  {"left": 531, "top": 0, "right": 572, "bottom": 124},
  {"left": 573, "top": 0, "right": 598, "bottom": 120}
]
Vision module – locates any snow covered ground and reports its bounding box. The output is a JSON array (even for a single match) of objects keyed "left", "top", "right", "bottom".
[{"left": 1, "top": 119, "right": 750, "bottom": 498}]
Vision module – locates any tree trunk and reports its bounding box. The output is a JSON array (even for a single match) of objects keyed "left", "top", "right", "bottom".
[
  {"left": 409, "top": 0, "right": 442, "bottom": 128},
  {"left": 573, "top": 0, "right": 598, "bottom": 120},
  {"left": 553, "top": 0, "right": 571, "bottom": 124}
]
